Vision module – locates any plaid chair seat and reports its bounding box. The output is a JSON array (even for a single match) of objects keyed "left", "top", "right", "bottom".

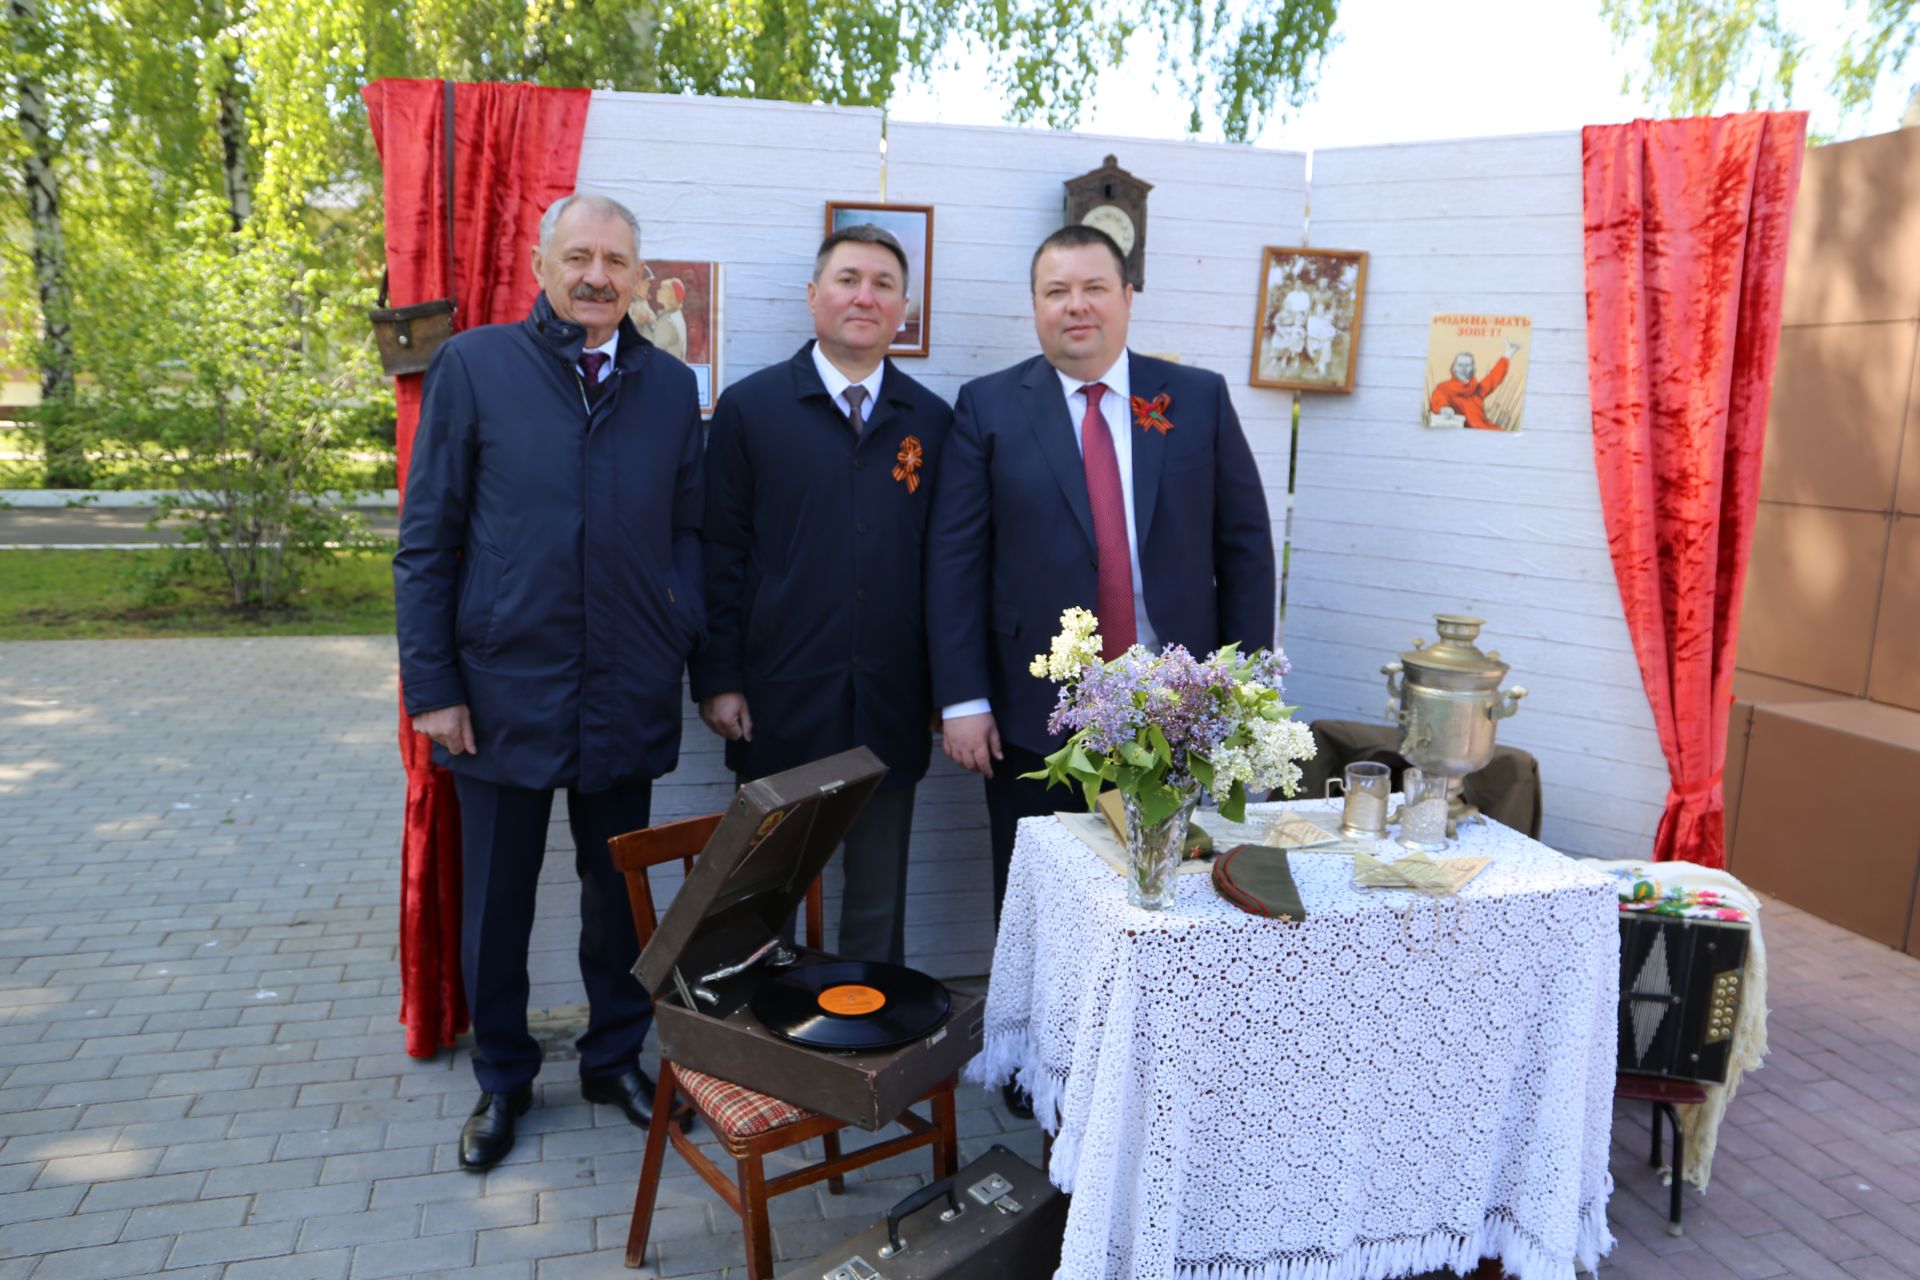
[{"left": 675, "top": 1066, "right": 812, "bottom": 1138}]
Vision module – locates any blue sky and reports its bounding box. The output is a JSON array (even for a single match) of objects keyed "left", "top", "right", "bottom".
[{"left": 889, "top": 0, "right": 1915, "bottom": 148}]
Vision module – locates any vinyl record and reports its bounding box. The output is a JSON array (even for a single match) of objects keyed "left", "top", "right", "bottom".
[{"left": 751, "top": 960, "right": 951, "bottom": 1052}]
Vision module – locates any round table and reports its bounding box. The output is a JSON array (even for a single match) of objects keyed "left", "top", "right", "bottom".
[{"left": 967, "top": 801, "right": 1618, "bottom": 1280}]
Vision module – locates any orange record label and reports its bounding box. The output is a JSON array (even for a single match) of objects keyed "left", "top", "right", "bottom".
[{"left": 818, "top": 984, "right": 887, "bottom": 1016}]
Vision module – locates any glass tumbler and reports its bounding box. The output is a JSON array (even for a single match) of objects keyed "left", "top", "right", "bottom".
[{"left": 1396, "top": 766, "right": 1450, "bottom": 852}]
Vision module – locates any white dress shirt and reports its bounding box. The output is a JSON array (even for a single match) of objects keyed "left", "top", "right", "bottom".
[
  {"left": 942, "top": 351, "right": 1158, "bottom": 723},
  {"left": 811, "top": 341, "right": 885, "bottom": 425},
  {"left": 578, "top": 331, "right": 618, "bottom": 383}
]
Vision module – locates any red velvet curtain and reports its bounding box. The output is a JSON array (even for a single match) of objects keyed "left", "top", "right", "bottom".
[
  {"left": 363, "top": 78, "right": 591, "bottom": 1056},
  {"left": 1581, "top": 112, "right": 1806, "bottom": 868}
]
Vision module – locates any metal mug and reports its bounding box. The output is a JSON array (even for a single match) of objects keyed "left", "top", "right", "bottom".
[
  {"left": 1396, "top": 766, "right": 1450, "bottom": 853},
  {"left": 1326, "top": 761, "right": 1391, "bottom": 839}
]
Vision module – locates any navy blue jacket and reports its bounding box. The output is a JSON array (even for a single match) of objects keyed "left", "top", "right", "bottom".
[
  {"left": 925, "top": 351, "right": 1275, "bottom": 755},
  {"left": 394, "top": 294, "right": 705, "bottom": 793},
  {"left": 690, "top": 343, "right": 951, "bottom": 790}
]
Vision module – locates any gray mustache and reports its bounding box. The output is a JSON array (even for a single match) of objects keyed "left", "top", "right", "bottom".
[{"left": 571, "top": 285, "right": 620, "bottom": 302}]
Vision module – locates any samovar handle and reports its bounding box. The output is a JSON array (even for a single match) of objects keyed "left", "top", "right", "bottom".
[
  {"left": 1381, "top": 660, "right": 1405, "bottom": 724},
  {"left": 1492, "top": 684, "right": 1528, "bottom": 720}
]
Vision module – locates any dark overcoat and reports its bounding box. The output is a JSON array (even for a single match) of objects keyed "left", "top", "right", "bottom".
[
  {"left": 924, "top": 350, "right": 1275, "bottom": 755},
  {"left": 394, "top": 293, "right": 705, "bottom": 793},
  {"left": 690, "top": 343, "right": 952, "bottom": 790}
]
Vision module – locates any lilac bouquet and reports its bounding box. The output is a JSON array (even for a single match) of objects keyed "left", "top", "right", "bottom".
[{"left": 1025, "top": 607, "right": 1315, "bottom": 827}]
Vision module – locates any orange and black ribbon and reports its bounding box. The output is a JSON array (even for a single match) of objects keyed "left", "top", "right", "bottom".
[
  {"left": 1130, "top": 393, "right": 1174, "bottom": 435},
  {"left": 893, "top": 435, "right": 924, "bottom": 493}
]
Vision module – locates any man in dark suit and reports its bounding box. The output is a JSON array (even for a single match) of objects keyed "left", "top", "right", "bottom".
[
  {"left": 395, "top": 193, "right": 704, "bottom": 1170},
  {"left": 693, "top": 225, "right": 952, "bottom": 965},
  {"left": 926, "top": 220, "right": 1275, "bottom": 935}
]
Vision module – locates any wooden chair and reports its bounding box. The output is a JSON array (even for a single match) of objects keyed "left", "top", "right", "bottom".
[{"left": 609, "top": 812, "right": 960, "bottom": 1279}]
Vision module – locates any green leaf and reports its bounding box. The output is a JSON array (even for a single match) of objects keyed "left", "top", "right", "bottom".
[{"left": 1221, "top": 780, "right": 1248, "bottom": 824}]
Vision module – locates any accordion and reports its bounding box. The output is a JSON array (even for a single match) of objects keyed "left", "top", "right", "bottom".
[{"left": 1617, "top": 913, "right": 1750, "bottom": 1084}]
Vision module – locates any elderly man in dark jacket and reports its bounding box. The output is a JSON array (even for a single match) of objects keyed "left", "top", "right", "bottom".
[
  {"left": 692, "top": 225, "right": 951, "bottom": 966},
  {"left": 394, "top": 193, "right": 704, "bottom": 1171}
]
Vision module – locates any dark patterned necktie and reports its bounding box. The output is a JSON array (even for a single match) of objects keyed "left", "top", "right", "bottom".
[
  {"left": 1079, "top": 382, "right": 1136, "bottom": 658},
  {"left": 843, "top": 383, "right": 868, "bottom": 435},
  {"left": 579, "top": 350, "right": 608, "bottom": 385}
]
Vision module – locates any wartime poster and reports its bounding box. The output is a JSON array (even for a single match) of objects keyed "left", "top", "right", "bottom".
[
  {"left": 1423, "top": 314, "right": 1531, "bottom": 432},
  {"left": 630, "top": 260, "right": 723, "bottom": 413}
]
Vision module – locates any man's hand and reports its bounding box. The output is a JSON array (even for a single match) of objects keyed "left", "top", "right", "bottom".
[
  {"left": 941, "top": 712, "right": 1002, "bottom": 778},
  {"left": 700, "top": 692, "right": 753, "bottom": 742},
  {"left": 412, "top": 704, "right": 477, "bottom": 756},
  {"left": 1503, "top": 339, "right": 1521, "bottom": 358}
]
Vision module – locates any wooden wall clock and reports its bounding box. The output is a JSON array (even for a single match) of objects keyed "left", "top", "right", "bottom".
[{"left": 1064, "top": 154, "right": 1153, "bottom": 290}]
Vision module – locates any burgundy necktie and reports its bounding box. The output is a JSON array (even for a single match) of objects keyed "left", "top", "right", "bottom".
[
  {"left": 1079, "top": 382, "right": 1136, "bottom": 659},
  {"left": 579, "top": 351, "right": 608, "bottom": 385}
]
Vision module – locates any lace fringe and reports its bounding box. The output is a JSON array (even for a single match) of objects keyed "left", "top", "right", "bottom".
[
  {"left": 963, "top": 1034, "right": 1076, "bottom": 1180},
  {"left": 1167, "top": 1200, "right": 1613, "bottom": 1280}
]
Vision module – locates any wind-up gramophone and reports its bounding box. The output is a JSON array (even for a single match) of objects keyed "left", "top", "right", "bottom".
[{"left": 1381, "top": 614, "right": 1527, "bottom": 832}]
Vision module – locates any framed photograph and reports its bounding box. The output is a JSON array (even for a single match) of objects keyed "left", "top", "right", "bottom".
[
  {"left": 824, "top": 201, "right": 933, "bottom": 357},
  {"left": 1424, "top": 313, "right": 1531, "bottom": 432},
  {"left": 1249, "top": 247, "right": 1368, "bottom": 393},
  {"left": 629, "top": 260, "right": 723, "bottom": 413}
]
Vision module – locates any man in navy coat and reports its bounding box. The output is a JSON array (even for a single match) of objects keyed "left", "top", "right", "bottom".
[
  {"left": 927, "top": 220, "right": 1275, "bottom": 956},
  {"left": 394, "top": 194, "right": 704, "bottom": 1170},
  {"left": 693, "top": 225, "right": 951, "bottom": 965}
]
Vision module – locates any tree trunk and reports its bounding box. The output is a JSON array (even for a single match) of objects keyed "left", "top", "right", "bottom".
[
  {"left": 9, "top": 0, "right": 89, "bottom": 487},
  {"left": 215, "top": 50, "right": 251, "bottom": 232}
]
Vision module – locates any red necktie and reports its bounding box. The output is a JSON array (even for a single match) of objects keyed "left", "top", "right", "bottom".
[
  {"left": 1079, "top": 382, "right": 1136, "bottom": 659},
  {"left": 579, "top": 351, "right": 608, "bottom": 384}
]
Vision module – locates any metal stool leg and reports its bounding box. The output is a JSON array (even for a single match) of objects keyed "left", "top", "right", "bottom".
[
  {"left": 1648, "top": 1099, "right": 1663, "bottom": 1168},
  {"left": 1655, "top": 1101, "right": 1684, "bottom": 1236}
]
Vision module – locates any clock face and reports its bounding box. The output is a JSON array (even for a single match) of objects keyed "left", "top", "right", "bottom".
[{"left": 1081, "top": 203, "right": 1137, "bottom": 256}]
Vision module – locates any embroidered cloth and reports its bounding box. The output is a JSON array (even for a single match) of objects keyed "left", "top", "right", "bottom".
[{"left": 968, "top": 802, "right": 1618, "bottom": 1280}]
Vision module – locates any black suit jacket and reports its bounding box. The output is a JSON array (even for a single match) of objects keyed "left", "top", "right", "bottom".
[
  {"left": 691, "top": 342, "right": 953, "bottom": 789},
  {"left": 924, "top": 351, "right": 1275, "bottom": 755}
]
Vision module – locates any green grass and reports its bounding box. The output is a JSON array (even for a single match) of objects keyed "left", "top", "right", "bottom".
[{"left": 0, "top": 547, "right": 396, "bottom": 640}]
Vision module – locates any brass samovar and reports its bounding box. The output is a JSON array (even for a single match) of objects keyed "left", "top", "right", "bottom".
[{"left": 1381, "top": 614, "right": 1527, "bottom": 831}]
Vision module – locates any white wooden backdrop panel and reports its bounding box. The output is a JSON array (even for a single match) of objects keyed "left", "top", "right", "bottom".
[
  {"left": 570, "top": 94, "right": 1659, "bottom": 886},
  {"left": 1287, "top": 132, "right": 1667, "bottom": 857}
]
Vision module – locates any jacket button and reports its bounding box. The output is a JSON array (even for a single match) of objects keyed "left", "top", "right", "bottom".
[
  {"left": 856, "top": 522, "right": 870, "bottom": 535},
  {"left": 853, "top": 458, "right": 864, "bottom": 470},
  {"left": 856, "top": 589, "right": 867, "bottom": 601}
]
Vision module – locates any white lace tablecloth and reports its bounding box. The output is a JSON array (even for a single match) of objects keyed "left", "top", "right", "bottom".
[{"left": 966, "top": 802, "right": 1618, "bottom": 1280}]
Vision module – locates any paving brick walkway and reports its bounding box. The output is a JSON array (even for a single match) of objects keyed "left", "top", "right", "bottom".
[{"left": 2, "top": 637, "right": 1918, "bottom": 1279}]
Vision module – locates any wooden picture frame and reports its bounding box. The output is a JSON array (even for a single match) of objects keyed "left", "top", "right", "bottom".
[
  {"left": 1249, "top": 246, "right": 1368, "bottom": 394},
  {"left": 630, "top": 260, "right": 724, "bottom": 413},
  {"left": 823, "top": 201, "right": 933, "bottom": 358}
]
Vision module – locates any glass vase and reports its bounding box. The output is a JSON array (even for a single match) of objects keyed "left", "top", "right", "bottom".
[{"left": 1123, "top": 790, "right": 1201, "bottom": 911}]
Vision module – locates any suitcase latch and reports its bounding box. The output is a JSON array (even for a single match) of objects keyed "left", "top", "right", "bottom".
[
  {"left": 967, "top": 1172, "right": 1014, "bottom": 1205},
  {"left": 823, "top": 1258, "right": 882, "bottom": 1280},
  {"left": 993, "top": 1195, "right": 1023, "bottom": 1215}
]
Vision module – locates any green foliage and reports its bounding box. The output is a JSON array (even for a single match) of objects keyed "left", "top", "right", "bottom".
[
  {"left": 1604, "top": 0, "right": 1916, "bottom": 124},
  {"left": 54, "top": 194, "right": 382, "bottom": 608}
]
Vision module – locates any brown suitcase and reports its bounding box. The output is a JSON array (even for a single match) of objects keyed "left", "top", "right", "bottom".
[
  {"left": 775, "top": 1144, "right": 1067, "bottom": 1280},
  {"left": 634, "top": 748, "right": 985, "bottom": 1130}
]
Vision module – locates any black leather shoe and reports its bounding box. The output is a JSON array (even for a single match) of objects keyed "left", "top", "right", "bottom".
[
  {"left": 459, "top": 1085, "right": 532, "bottom": 1171},
  {"left": 1001, "top": 1082, "right": 1035, "bottom": 1121},
  {"left": 581, "top": 1067, "right": 656, "bottom": 1129}
]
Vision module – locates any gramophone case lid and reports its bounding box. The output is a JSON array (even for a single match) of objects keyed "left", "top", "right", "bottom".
[{"left": 633, "top": 747, "right": 887, "bottom": 1000}]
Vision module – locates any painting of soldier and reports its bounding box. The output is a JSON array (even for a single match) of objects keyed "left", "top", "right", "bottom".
[
  {"left": 1423, "top": 313, "right": 1531, "bottom": 432},
  {"left": 629, "top": 260, "right": 723, "bottom": 412},
  {"left": 1250, "top": 246, "right": 1367, "bottom": 393}
]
